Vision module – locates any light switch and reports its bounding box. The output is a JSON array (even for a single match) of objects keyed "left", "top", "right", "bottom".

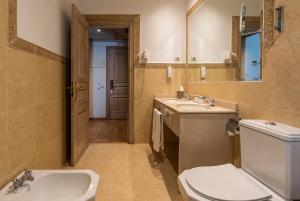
[{"left": 96, "top": 82, "right": 105, "bottom": 90}]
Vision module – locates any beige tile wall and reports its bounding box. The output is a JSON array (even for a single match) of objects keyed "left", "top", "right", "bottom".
[
  {"left": 0, "top": 0, "right": 185, "bottom": 188},
  {"left": 134, "top": 66, "right": 185, "bottom": 142},
  {"left": 188, "top": 67, "right": 236, "bottom": 82},
  {"left": 188, "top": 0, "right": 300, "bottom": 129},
  {"left": 0, "top": 0, "right": 67, "bottom": 188},
  {"left": 2, "top": 0, "right": 298, "bottom": 189}
]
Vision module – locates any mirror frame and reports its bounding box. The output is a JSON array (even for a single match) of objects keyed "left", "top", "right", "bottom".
[
  {"left": 186, "top": 0, "right": 275, "bottom": 83},
  {"left": 8, "top": 0, "right": 67, "bottom": 63}
]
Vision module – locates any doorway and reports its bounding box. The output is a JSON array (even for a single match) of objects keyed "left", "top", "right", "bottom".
[
  {"left": 70, "top": 8, "right": 139, "bottom": 165},
  {"left": 89, "top": 28, "right": 129, "bottom": 143},
  {"left": 241, "top": 32, "right": 261, "bottom": 81},
  {"left": 231, "top": 16, "right": 262, "bottom": 81}
]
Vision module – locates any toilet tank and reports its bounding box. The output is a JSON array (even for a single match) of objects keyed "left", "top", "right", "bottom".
[{"left": 239, "top": 120, "right": 300, "bottom": 200}]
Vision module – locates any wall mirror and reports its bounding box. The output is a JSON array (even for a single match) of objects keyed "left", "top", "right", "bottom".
[{"left": 187, "top": 0, "right": 264, "bottom": 82}]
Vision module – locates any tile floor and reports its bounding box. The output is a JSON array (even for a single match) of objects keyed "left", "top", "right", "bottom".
[{"left": 71, "top": 143, "right": 183, "bottom": 201}]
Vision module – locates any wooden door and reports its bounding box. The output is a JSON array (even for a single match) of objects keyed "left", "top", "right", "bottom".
[
  {"left": 107, "top": 46, "right": 129, "bottom": 120},
  {"left": 71, "top": 5, "right": 89, "bottom": 166}
]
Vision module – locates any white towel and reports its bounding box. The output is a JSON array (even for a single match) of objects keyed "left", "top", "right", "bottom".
[{"left": 152, "top": 109, "right": 164, "bottom": 152}]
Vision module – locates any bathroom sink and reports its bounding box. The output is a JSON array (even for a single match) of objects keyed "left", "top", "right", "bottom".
[
  {"left": 175, "top": 103, "right": 211, "bottom": 110},
  {"left": 0, "top": 170, "right": 99, "bottom": 201},
  {"left": 164, "top": 99, "right": 189, "bottom": 104},
  {"left": 155, "top": 98, "right": 237, "bottom": 114}
]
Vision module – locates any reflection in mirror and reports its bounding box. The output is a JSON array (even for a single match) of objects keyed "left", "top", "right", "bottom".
[{"left": 187, "top": 0, "right": 263, "bottom": 82}]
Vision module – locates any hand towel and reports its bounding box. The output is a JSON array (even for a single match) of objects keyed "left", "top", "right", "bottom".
[{"left": 152, "top": 109, "right": 164, "bottom": 152}]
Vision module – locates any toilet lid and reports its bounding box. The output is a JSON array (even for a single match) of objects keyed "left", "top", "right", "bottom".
[{"left": 185, "top": 164, "right": 272, "bottom": 201}]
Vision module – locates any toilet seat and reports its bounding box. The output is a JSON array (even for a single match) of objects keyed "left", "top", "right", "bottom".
[{"left": 178, "top": 164, "right": 284, "bottom": 201}]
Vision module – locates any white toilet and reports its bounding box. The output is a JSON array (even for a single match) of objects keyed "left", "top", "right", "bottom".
[{"left": 178, "top": 120, "right": 300, "bottom": 201}]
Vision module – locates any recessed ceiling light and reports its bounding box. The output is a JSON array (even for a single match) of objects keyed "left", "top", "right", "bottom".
[{"left": 97, "top": 29, "right": 101, "bottom": 32}]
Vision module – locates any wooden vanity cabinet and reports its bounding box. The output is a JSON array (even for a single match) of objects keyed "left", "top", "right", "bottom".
[{"left": 154, "top": 99, "right": 237, "bottom": 174}]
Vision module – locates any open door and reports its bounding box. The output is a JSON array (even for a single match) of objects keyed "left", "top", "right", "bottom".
[{"left": 71, "top": 4, "right": 89, "bottom": 166}]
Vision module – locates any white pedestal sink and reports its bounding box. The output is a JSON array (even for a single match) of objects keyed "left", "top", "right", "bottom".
[{"left": 0, "top": 170, "right": 99, "bottom": 201}]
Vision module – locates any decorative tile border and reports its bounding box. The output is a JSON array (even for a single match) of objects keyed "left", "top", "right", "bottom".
[
  {"left": 8, "top": 0, "right": 67, "bottom": 63},
  {"left": 263, "top": 0, "right": 275, "bottom": 48}
]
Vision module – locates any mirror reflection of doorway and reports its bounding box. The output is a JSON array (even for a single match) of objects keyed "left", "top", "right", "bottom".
[
  {"left": 232, "top": 15, "right": 262, "bottom": 81},
  {"left": 241, "top": 32, "right": 261, "bottom": 81},
  {"left": 89, "top": 28, "right": 129, "bottom": 143}
]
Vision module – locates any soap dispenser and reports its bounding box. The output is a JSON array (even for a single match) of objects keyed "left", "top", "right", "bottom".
[{"left": 177, "top": 85, "right": 185, "bottom": 99}]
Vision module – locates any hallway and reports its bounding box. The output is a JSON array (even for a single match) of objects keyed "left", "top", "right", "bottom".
[{"left": 89, "top": 119, "right": 127, "bottom": 143}]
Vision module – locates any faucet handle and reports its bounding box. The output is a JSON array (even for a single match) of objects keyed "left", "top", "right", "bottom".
[
  {"left": 7, "top": 170, "right": 33, "bottom": 194},
  {"left": 208, "top": 98, "right": 216, "bottom": 106},
  {"left": 10, "top": 179, "right": 19, "bottom": 187},
  {"left": 22, "top": 169, "right": 34, "bottom": 182},
  {"left": 183, "top": 93, "right": 191, "bottom": 100},
  {"left": 8, "top": 178, "right": 22, "bottom": 190},
  {"left": 24, "top": 169, "right": 32, "bottom": 175}
]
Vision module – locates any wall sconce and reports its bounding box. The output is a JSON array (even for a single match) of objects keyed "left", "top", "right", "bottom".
[
  {"left": 275, "top": 6, "right": 284, "bottom": 32},
  {"left": 167, "top": 65, "right": 173, "bottom": 78},
  {"left": 201, "top": 65, "right": 206, "bottom": 81}
]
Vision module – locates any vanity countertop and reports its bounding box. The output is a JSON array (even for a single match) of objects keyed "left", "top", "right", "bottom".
[{"left": 154, "top": 98, "right": 237, "bottom": 114}]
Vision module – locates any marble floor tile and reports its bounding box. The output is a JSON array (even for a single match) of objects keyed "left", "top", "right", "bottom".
[{"left": 71, "top": 143, "right": 183, "bottom": 201}]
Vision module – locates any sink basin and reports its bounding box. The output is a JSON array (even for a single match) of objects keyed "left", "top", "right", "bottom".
[
  {"left": 0, "top": 170, "right": 99, "bottom": 201},
  {"left": 175, "top": 103, "right": 211, "bottom": 110},
  {"left": 155, "top": 98, "right": 236, "bottom": 114},
  {"left": 164, "top": 99, "right": 189, "bottom": 104}
]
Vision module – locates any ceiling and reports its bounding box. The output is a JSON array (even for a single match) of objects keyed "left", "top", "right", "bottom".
[{"left": 89, "top": 27, "right": 128, "bottom": 41}]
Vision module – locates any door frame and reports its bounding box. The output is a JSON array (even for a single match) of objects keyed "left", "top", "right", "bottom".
[{"left": 85, "top": 15, "right": 140, "bottom": 144}]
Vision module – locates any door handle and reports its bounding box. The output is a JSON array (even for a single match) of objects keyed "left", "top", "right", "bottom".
[
  {"left": 67, "top": 86, "right": 72, "bottom": 93},
  {"left": 252, "top": 60, "right": 260, "bottom": 65},
  {"left": 73, "top": 82, "right": 77, "bottom": 101},
  {"left": 68, "top": 82, "right": 77, "bottom": 100},
  {"left": 110, "top": 80, "right": 114, "bottom": 94}
]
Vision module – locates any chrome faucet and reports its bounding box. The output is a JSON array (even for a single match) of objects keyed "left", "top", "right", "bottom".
[
  {"left": 8, "top": 169, "right": 34, "bottom": 193},
  {"left": 194, "top": 96, "right": 216, "bottom": 107},
  {"left": 204, "top": 97, "right": 216, "bottom": 107}
]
